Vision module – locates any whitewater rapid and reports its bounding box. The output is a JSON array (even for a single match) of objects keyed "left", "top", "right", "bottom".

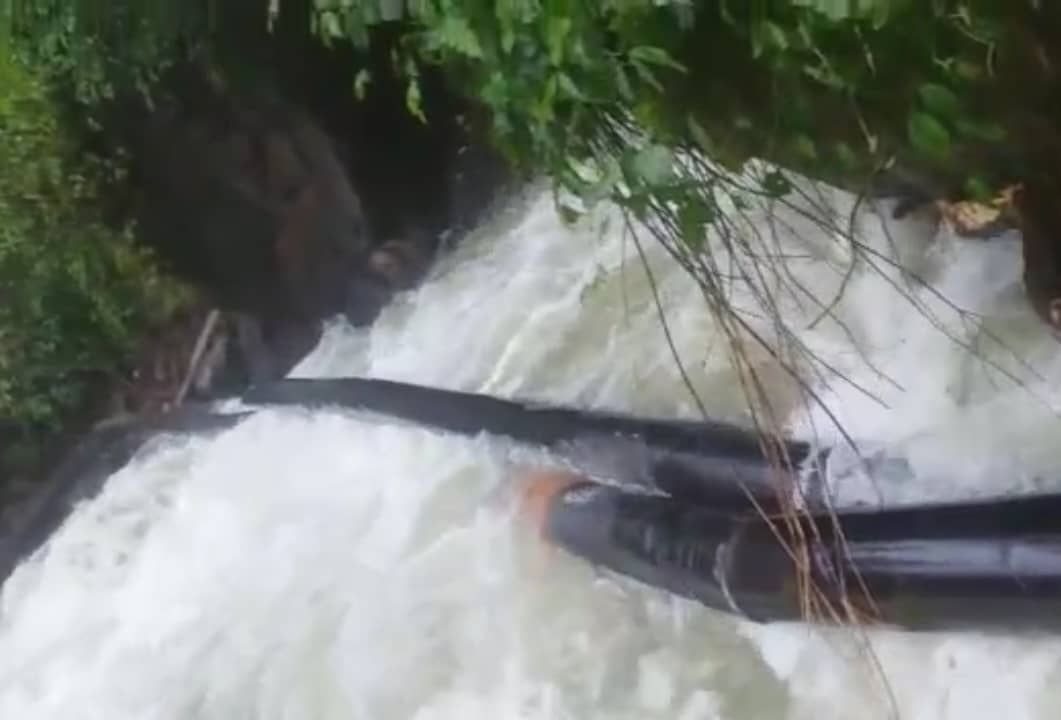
[{"left": 4, "top": 184, "right": 1061, "bottom": 719}]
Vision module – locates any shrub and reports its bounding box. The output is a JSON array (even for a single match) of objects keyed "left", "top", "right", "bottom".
[{"left": 0, "top": 48, "right": 187, "bottom": 433}]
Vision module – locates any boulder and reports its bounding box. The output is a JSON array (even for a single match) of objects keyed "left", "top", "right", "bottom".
[
  {"left": 128, "top": 60, "right": 518, "bottom": 381},
  {"left": 135, "top": 79, "right": 382, "bottom": 332}
]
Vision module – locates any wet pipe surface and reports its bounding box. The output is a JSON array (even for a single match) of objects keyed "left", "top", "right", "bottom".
[
  {"left": 10, "top": 376, "right": 1061, "bottom": 634},
  {"left": 247, "top": 376, "right": 1061, "bottom": 633}
]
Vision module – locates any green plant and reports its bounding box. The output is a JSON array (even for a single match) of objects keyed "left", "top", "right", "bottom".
[
  {"left": 309, "top": 2, "right": 1037, "bottom": 202},
  {"left": 4, "top": 1, "right": 218, "bottom": 109},
  {"left": 297, "top": 2, "right": 1047, "bottom": 420},
  {"left": 0, "top": 48, "right": 188, "bottom": 431}
]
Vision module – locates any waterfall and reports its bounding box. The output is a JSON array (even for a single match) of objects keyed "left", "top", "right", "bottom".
[{"left": 4, "top": 188, "right": 1061, "bottom": 719}]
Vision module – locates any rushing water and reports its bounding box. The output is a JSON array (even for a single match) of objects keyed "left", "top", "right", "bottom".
[{"left": 5, "top": 185, "right": 1061, "bottom": 719}]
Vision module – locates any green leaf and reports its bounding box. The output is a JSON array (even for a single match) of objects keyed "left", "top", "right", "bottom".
[
  {"left": 794, "top": 0, "right": 904, "bottom": 22},
  {"left": 354, "top": 68, "right": 372, "bottom": 100},
  {"left": 833, "top": 141, "right": 859, "bottom": 171},
  {"left": 342, "top": 8, "right": 371, "bottom": 47},
  {"left": 546, "top": 16, "right": 572, "bottom": 65},
  {"left": 480, "top": 71, "right": 508, "bottom": 109},
  {"left": 791, "top": 0, "right": 856, "bottom": 21},
  {"left": 752, "top": 21, "right": 788, "bottom": 58},
  {"left": 687, "top": 117, "right": 714, "bottom": 153},
  {"left": 628, "top": 144, "right": 675, "bottom": 186},
  {"left": 917, "top": 83, "right": 961, "bottom": 119},
  {"left": 623, "top": 191, "right": 651, "bottom": 220},
  {"left": 963, "top": 175, "right": 993, "bottom": 203},
  {"left": 435, "top": 16, "right": 484, "bottom": 59},
  {"left": 679, "top": 204, "right": 708, "bottom": 251},
  {"left": 765, "top": 21, "right": 789, "bottom": 50},
  {"left": 584, "top": 158, "right": 623, "bottom": 206},
  {"left": 869, "top": 0, "right": 892, "bottom": 29},
  {"left": 792, "top": 134, "right": 818, "bottom": 161},
  {"left": 405, "top": 76, "right": 427, "bottom": 123},
  {"left": 614, "top": 65, "right": 634, "bottom": 102},
  {"left": 631, "top": 60, "right": 663, "bottom": 92},
  {"left": 750, "top": 25, "right": 765, "bottom": 59},
  {"left": 907, "top": 111, "right": 952, "bottom": 161},
  {"left": 556, "top": 73, "right": 588, "bottom": 102},
  {"left": 320, "top": 10, "right": 342, "bottom": 39},
  {"left": 802, "top": 62, "right": 847, "bottom": 91},
  {"left": 629, "top": 46, "right": 687, "bottom": 72},
  {"left": 533, "top": 75, "right": 557, "bottom": 121},
  {"left": 955, "top": 117, "right": 1007, "bottom": 142},
  {"left": 952, "top": 59, "right": 984, "bottom": 82},
  {"left": 501, "top": 28, "right": 516, "bottom": 54}
]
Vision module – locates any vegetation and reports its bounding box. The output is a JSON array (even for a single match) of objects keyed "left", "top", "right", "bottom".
[
  {"left": 316, "top": 2, "right": 1038, "bottom": 201},
  {"left": 10, "top": 1, "right": 1045, "bottom": 196},
  {"left": 4, "top": 1, "right": 212, "bottom": 107},
  {"left": 0, "top": 45, "right": 188, "bottom": 473},
  {"left": 304, "top": 1, "right": 1053, "bottom": 430},
  {"left": 0, "top": 1, "right": 1056, "bottom": 466}
]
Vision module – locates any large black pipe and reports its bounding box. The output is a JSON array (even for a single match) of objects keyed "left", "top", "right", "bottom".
[
  {"left": 245, "top": 377, "right": 814, "bottom": 510},
  {"left": 541, "top": 480, "right": 1061, "bottom": 632},
  {"left": 10, "top": 374, "right": 1060, "bottom": 633}
]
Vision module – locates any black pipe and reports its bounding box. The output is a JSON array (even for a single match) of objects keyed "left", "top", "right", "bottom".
[
  {"left": 539, "top": 480, "right": 1061, "bottom": 633},
  {"left": 245, "top": 377, "right": 813, "bottom": 510}
]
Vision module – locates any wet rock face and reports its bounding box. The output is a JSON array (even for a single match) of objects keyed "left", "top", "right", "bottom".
[
  {"left": 1012, "top": 183, "right": 1061, "bottom": 335},
  {"left": 128, "top": 61, "right": 516, "bottom": 381},
  {"left": 368, "top": 238, "right": 432, "bottom": 291},
  {"left": 136, "top": 83, "right": 378, "bottom": 328}
]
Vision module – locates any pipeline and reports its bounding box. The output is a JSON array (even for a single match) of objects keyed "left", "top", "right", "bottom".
[
  {"left": 528, "top": 474, "right": 1061, "bottom": 633},
  {"left": 13, "top": 376, "right": 1060, "bottom": 633},
  {"left": 245, "top": 377, "right": 814, "bottom": 510},
  {"left": 247, "top": 376, "right": 1061, "bottom": 633}
]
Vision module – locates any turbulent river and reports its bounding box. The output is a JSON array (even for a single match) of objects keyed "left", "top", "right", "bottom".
[{"left": 5, "top": 184, "right": 1061, "bottom": 719}]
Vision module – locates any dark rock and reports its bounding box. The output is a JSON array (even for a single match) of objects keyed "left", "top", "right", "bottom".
[
  {"left": 130, "top": 64, "right": 517, "bottom": 382},
  {"left": 134, "top": 78, "right": 379, "bottom": 329},
  {"left": 269, "top": 25, "right": 519, "bottom": 261},
  {"left": 230, "top": 313, "right": 324, "bottom": 384},
  {"left": 368, "top": 238, "right": 433, "bottom": 292},
  {"left": 440, "top": 107, "right": 522, "bottom": 247},
  {"left": 1012, "top": 182, "right": 1061, "bottom": 333}
]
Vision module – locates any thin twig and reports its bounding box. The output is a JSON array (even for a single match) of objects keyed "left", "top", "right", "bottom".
[{"left": 174, "top": 309, "right": 221, "bottom": 406}]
